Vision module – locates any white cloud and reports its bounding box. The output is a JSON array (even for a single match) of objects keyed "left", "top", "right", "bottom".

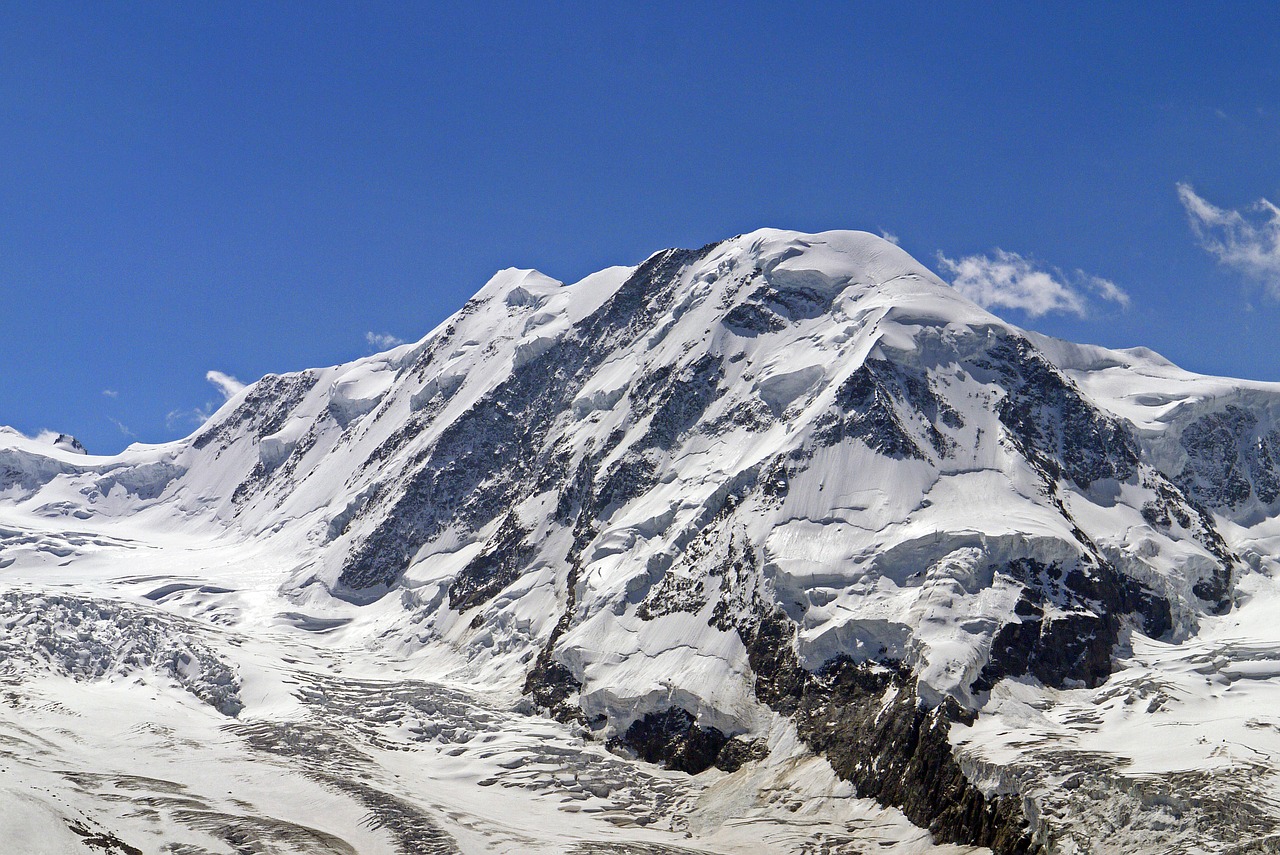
[
  {"left": 161, "top": 371, "right": 244, "bottom": 435},
  {"left": 366, "top": 331, "right": 405, "bottom": 350},
  {"left": 205, "top": 370, "right": 246, "bottom": 400},
  {"left": 102, "top": 389, "right": 119, "bottom": 398},
  {"left": 878, "top": 229, "right": 900, "bottom": 245},
  {"left": 936, "top": 249, "right": 1130, "bottom": 318},
  {"left": 1177, "top": 183, "right": 1280, "bottom": 297},
  {"left": 1086, "top": 273, "right": 1132, "bottom": 310}
]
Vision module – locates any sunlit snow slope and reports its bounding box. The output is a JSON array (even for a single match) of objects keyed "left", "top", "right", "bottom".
[{"left": 4, "top": 229, "right": 1280, "bottom": 854}]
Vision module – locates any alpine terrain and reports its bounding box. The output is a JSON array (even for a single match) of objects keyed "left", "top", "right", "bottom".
[{"left": 4, "top": 229, "right": 1280, "bottom": 854}]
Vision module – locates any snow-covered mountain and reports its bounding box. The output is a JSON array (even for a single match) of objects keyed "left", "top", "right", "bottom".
[{"left": 4, "top": 229, "right": 1280, "bottom": 854}]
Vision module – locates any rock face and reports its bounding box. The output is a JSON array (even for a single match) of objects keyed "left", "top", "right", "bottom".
[
  {"left": 735, "top": 605, "right": 1039, "bottom": 852},
  {"left": 5, "top": 229, "right": 1280, "bottom": 852},
  {"left": 1176, "top": 404, "right": 1280, "bottom": 510},
  {"left": 611, "top": 707, "right": 767, "bottom": 775}
]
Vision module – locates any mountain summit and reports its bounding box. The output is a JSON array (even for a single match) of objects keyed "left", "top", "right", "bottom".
[{"left": 4, "top": 229, "right": 1280, "bottom": 853}]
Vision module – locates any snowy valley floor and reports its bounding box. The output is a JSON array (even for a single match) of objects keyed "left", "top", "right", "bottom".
[
  {"left": 8, "top": 517, "right": 1280, "bottom": 852},
  {"left": 0, "top": 526, "right": 983, "bottom": 855}
]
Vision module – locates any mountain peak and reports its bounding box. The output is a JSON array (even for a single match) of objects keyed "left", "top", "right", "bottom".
[{"left": 472, "top": 266, "right": 564, "bottom": 308}]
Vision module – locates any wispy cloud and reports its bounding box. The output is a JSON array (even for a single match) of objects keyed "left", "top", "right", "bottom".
[
  {"left": 936, "top": 249, "right": 1129, "bottom": 318},
  {"left": 366, "top": 331, "right": 404, "bottom": 350},
  {"left": 1177, "top": 183, "right": 1280, "bottom": 297},
  {"left": 102, "top": 389, "right": 119, "bottom": 399},
  {"left": 108, "top": 417, "right": 136, "bottom": 439},
  {"left": 205, "top": 370, "right": 245, "bottom": 400},
  {"left": 166, "top": 405, "right": 213, "bottom": 431},
  {"left": 878, "top": 229, "right": 900, "bottom": 246}
]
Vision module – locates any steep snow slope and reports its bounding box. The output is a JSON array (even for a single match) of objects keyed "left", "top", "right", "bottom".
[{"left": 3, "top": 229, "right": 1280, "bottom": 853}]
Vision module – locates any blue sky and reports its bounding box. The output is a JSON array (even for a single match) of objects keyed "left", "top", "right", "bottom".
[{"left": 3, "top": 3, "right": 1279, "bottom": 453}]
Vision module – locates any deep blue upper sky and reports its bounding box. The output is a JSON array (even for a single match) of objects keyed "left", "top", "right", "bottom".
[{"left": 4, "top": 3, "right": 1279, "bottom": 453}]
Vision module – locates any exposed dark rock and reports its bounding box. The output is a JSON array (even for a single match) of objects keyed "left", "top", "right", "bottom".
[
  {"left": 271, "top": 425, "right": 320, "bottom": 487},
  {"left": 635, "top": 354, "right": 725, "bottom": 453},
  {"left": 532, "top": 436, "right": 576, "bottom": 498},
  {"left": 711, "top": 736, "right": 769, "bottom": 772},
  {"left": 522, "top": 655, "right": 585, "bottom": 726},
  {"left": 635, "top": 571, "right": 706, "bottom": 620},
  {"left": 637, "top": 512, "right": 754, "bottom": 621},
  {"left": 554, "top": 450, "right": 601, "bottom": 525},
  {"left": 720, "top": 278, "right": 832, "bottom": 336},
  {"left": 1178, "top": 406, "right": 1257, "bottom": 508},
  {"left": 813, "top": 357, "right": 963, "bottom": 459},
  {"left": 1254, "top": 428, "right": 1280, "bottom": 505},
  {"left": 754, "top": 283, "right": 832, "bottom": 321},
  {"left": 1175, "top": 405, "right": 1280, "bottom": 510},
  {"left": 524, "top": 464, "right": 598, "bottom": 725},
  {"left": 230, "top": 461, "right": 272, "bottom": 507},
  {"left": 817, "top": 359, "right": 926, "bottom": 459},
  {"left": 612, "top": 707, "right": 731, "bottom": 775},
  {"left": 338, "top": 339, "right": 567, "bottom": 595},
  {"left": 895, "top": 370, "right": 964, "bottom": 457},
  {"left": 296, "top": 238, "right": 1256, "bottom": 848},
  {"left": 67, "top": 820, "right": 143, "bottom": 855},
  {"left": 595, "top": 454, "right": 660, "bottom": 519},
  {"left": 754, "top": 454, "right": 795, "bottom": 504},
  {"left": 359, "top": 412, "right": 431, "bottom": 477},
  {"left": 974, "top": 558, "right": 1172, "bottom": 695},
  {"left": 732, "top": 607, "right": 807, "bottom": 714},
  {"left": 597, "top": 355, "right": 725, "bottom": 519},
  {"left": 612, "top": 708, "right": 766, "bottom": 775},
  {"left": 981, "top": 337, "right": 1138, "bottom": 489},
  {"left": 799, "top": 660, "right": 1039, "bottom": 854},
  {"left": 582, "top": 246, "right": 721, "bottom": 347},
  {"left": 449, "top": 514, "right": 534, "bottom": 611},
  {"left": 723, "top": 302, "right": 785, "bottom": 336},
  {"left": 728, "top": 606, "right": 1039, "bottom": 854},
  {"left": 52, "top": 434, "right": 87, "bottom": 454},
  {"left": 700, "top": 398, "right": 775, "bottom": 434},
  {"left": 1140, "top": 475, "right": 1239, "bottom": 614}
]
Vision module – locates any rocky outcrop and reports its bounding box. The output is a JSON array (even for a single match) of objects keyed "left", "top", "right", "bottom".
[
  {"left": 981, "top": 336, "right": 1138, "bottom": 489},
  {"left": 1175, "top": 405, "right": 1280, "bottom": 510},
  {"left": 735, "top": 608, "right": 1040, "bottom": 854},
  {"left": 974, "top": 557, "right": 1172, "bottom": 694},
  {"left": 611, "top": 707, "right": 765, "bottom": 775}
]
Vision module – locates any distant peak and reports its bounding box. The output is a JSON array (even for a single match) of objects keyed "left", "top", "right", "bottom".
[{"left": 0, "top": 426, "right": 88, "bottom": 455}]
